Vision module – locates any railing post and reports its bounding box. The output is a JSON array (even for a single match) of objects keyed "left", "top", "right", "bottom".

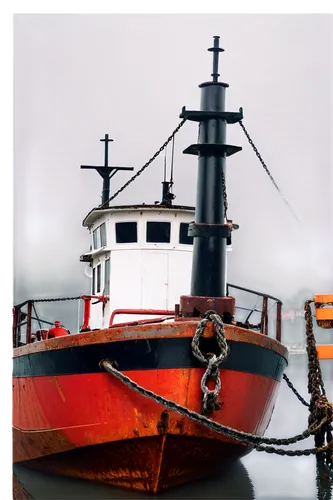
[
  {"left": 81, "top": 296, "right": 91, "bottom": 331},
  {"left": 26, "top": 301, "right": 32, "bottom": 344},
  {"left": 276, "top": 301, "right": 282, "bottom": 342},
  {"left": 17, "top": 310, "right": 22, "bottom": 346},
  {"left": 13, "top": 308, "right": 18, "bottom": 347},
  {"left": 8, "top": 305, "right": 16, "bottom": 349},
  {"left": 261, "top": 296, "right": 268, "bottom": 336}
]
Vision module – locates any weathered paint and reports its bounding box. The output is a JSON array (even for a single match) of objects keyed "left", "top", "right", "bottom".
[
  {"left": 13, "top": 321, "right": 287, "bottom": 493},
  {"left": 19, "top": 435, "right": 251, "bottom": 493},
  {"left": 14, "top": 368, "right": 279, "bottom": 492},
  {"left": 13, "top": 321, "right": 289, "bottom": 359}
]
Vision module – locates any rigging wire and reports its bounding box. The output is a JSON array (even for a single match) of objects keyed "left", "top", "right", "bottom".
[{"left": 239, "top": 121, "right": 304, "bottom": 229}]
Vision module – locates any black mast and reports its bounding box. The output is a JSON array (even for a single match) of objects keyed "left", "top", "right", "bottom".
[
  {"left": 179, "top": 36, "right": 243, "bottom": 318},
  {"left": 81, "top": 134, "right": 134, "bottom": 207}
]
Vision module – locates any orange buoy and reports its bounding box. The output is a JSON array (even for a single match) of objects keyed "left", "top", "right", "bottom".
[
  {"left": 316, "top": 344, "right": 333, "bottom": 359},
  {"left": 314, "top": 294, "right": 333, "bottom": 329}
]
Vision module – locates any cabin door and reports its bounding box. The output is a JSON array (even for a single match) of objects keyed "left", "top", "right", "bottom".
[{"left": 141, "top": 252, "right": 168, "bottom": 309}]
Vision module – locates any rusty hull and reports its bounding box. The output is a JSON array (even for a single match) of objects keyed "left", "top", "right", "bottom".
[
  {"left": 13, "top": 320, "right": 288, "bottom": 493},
  {"left": 13, "top": 320, "right": 288, "bottom": 359},
  {"left": 19, "top": 433, "right": 251, "bottom": 494}
]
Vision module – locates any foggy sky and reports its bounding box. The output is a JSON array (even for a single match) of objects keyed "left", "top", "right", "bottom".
[{"left": 14, "top": 14, "right": 333, "bottom": 319}]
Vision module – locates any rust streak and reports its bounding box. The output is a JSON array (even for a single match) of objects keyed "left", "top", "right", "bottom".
[
  {"left": 54, "top": 377, "right": 66, "bottom": 403},
  {"left": 157, "top": 411, "right": 169, "bottom": 435}
]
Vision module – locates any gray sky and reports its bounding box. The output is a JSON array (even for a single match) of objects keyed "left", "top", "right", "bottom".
[{"left": 14, "top": 14, "right": 333, "bottom": 309}]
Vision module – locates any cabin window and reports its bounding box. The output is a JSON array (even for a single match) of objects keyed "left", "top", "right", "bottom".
[
  {"left": 104, "top": 258, "right": 110, "bottom": 295},
  {"left": 100, "top": 223, "right": 107, "bottom": 247},
  {"left": 115, "top": 222, "right": 138, "bottom": 243},
  {"left": 92, "top": 267, "right": 96, "bottom": 294},
  {"left": 93, "top": 229, "right": 99, "bottom": 250},
  {"left": 146, "top": 222, "right": 171, "bottom": 243},
  {"left": 179, "top": 223, "right": 193, "bottom": 245},
  {"left": 96, "top": 264, "right": 101, "bottom": 294}
]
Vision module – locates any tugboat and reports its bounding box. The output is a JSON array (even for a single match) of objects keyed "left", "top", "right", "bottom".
[{"left": 12, "top": 37, "right": 289, "bottom": 493}]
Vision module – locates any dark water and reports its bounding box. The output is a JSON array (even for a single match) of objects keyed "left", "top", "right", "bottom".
[{"left": 13, "top": 355, "right": 333, "bottom": 499}]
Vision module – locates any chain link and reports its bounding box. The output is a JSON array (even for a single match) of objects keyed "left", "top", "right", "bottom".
[
  {"left": 304, "top": 300, "right": 333, "bottom": 471},
  {"left": 99, "top": 119, "right": 187, "bottom": 208},
  {"left": 101, "top": 360, "right": 332, "bottom": 456},
  {"left": 221, "top": 170, "right": 228, "bottom": 219},
  {"left": 239, "top": 121, "right": 303, "bottom": 227},
  {"left": 15, "top": 295, "right": 81, "bottom": 309},
  {"left": 283, "top": 373, "right": 310, "bottom": 408},
  {"left": 191, "top": 311, "right": 229, "bottom": 414},
  {"left": 14, "top": 296, "right": 82, "bottom": 310},
  {"left": 32, "top": 296, "right": 82, "bottom": 303},
  {"left": 99, "top": 302, "right": 333, "bottom": 461}
]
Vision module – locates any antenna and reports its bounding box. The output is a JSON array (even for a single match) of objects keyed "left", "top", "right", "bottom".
[
  {"left": 208, "top": 35, "right": 224, "bottom": 82},
  {"left": 170, "top": 135, "right": 175, "bottom": 185},
  {"left": 81, "top": 134, "right": 134, "bottom": 207},
  {"left": 161, "top": 141, "right": 175, "bottom": 206},
  {"left": 163, "top": 148, "right": 167, "bottom": 182}
]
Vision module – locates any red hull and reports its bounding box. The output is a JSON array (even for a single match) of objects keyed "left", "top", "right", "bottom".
[{"left": 13, "top": 321, "right": 288, "bottom": 493}]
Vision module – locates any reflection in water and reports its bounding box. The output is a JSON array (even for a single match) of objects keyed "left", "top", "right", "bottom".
[{"left": 13, "top": 460, "right": 255, "bottom": 499}]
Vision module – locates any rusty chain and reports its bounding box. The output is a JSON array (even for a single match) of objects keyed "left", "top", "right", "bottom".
[
  {"left": 99, "top": 119, "right": 187, "bottom": 208},
  {"left": 32, "top": 296, "right": 82, "bottom": 303},
  {"left": 304, "top": 300, "right": 333, "bottom": 471},
  {"left": 14, "top": 296, "right": 82, "bottom": 309},
  {"left": 191, "top": 311, "right": 229, "bottom": 415},
  {"left": 100, "top": 304, "right": 333, "bottom": 460},
  {"left": 221, "top": 170, "right": 228, "bottom": 219},
  {"left": 101, "top": 359, "right": 332, "bottom": 456},
  {"left": 283, "top": 373, "right": 310, "bottom": 408},
  {"left": 239, "top": 120, "right": 303, "bottom": 227}
]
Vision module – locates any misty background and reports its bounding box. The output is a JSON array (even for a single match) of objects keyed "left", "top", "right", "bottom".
[{"left": 14, "top": 14, "right": 333, "bottom": 340}]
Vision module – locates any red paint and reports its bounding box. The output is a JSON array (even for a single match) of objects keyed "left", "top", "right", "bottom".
[
  {"left": 13, "top": 367, "right": 279, "bottom": 460},
  {"left": 12, "top": 321, "right": 287, "bottom": 492},
  {"left": 109, "top": 316, "right": 174, "bottom": 328},
  {"left": 14, "top": 321, "right": 289, "bottom": 359},
  {"left": 82, "top": 297, "right": 91, "bottom": 330},
  {"left": 81, "top": 295, "right": 109, "bottom": 330},
  {"left": 109, "top": 309, "right": 175, "bottom": 326},
  {"left": 46, "top": 321, "right": 69, "bottom": 339}
]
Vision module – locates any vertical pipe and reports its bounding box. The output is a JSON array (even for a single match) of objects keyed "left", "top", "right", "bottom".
[
  {"left": 82, "top": 297, "right": 91, "bottom": 330},
  {"left": 190, "top": 82, "right": 227, "bottom": 297},
  {"left": 261, "top": 296, "right": 268, "bottom": 336},
  {"left": 26, "top": 301, "right": 32, "bottom": 344},
  {"left": 77, "top": 299, "right": 80, "bottom": 334},
  {"left": 14, "top": 307, "right": 21, "bottom": 347},
  {"left": 102, "top": 134, "right": 110, "bottom": 206}
]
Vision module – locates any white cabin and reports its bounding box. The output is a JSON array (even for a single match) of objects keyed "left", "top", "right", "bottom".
[{"left": 80, "top": 204, "right": 232, "bottom": 329}]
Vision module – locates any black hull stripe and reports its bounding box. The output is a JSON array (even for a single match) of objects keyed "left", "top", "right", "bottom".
[{"left": 13, "top": 337, "right": 287, "bottom": 381}]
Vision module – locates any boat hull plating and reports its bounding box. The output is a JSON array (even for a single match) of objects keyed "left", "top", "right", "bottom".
[{"left": 13, "top": 321, "right": 288, "bottom": 493}]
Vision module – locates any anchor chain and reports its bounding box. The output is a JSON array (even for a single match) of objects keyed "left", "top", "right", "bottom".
[
  {"left": 283, "top": 373, "right": 310, "bottom": 408},
  {"left": 101, "top": 359, "right": 332, "bottom": 456},
  {"left": 99, "top": 119, "right": 187, "bottom": 208},
  {"left": 191, "top": 311, "right": 229, "bottom": 415},
  {"left": 305, "top": 300, "right": 333, "bottom": 471}
]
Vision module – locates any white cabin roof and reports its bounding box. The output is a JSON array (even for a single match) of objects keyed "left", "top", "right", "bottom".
[{"left": 82, "top": 204, "right": 195, "bottom": 228}]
